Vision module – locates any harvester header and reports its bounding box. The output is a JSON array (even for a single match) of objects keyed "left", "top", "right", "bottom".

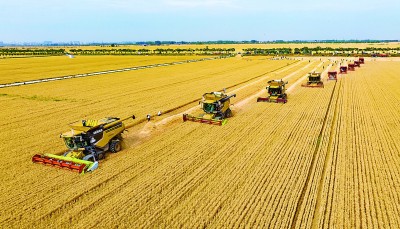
[{"left": 32, "top": 114, "right": 136, "bottom": 174}]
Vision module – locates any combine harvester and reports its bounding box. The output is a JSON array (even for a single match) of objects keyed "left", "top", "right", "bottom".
[
  {"left": 348, "top": 63, "right": 356, "bottom": 71},
  {"left": 340, "top": 66, "right": 348, "bottom": 74},
  {"left": 301, "top": 72, "right": 324, "bottom": 88},
  {"left": 354, "top": 60, "right": 361, "bottom": 67},
  {"left": 327, "top": 71, "right": 338, "bottom": 81},
  {"left": 32, "top": 115, "right": 136, "bottom": 174},
  {"left": 257, "top": 79, "right": 288, "bottom": 103},
  {"left": 183, "top": 91, "right": 236, "bottom": 126},
  {"left": 359, "top": 57, "right": 365, "bottom": 64}
]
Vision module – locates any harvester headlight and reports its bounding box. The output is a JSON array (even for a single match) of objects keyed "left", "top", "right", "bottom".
[{"left": 90, "top": 137, "right": 96, "bottom": 143}]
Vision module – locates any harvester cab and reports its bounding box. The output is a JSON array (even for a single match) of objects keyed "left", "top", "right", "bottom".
[
  {"left": 340, "top": 66, "right": 348, "bottom": 74},
  {"left": 257, "top": 79, "right": 288, "bottom": 103},
  {"left": 32, "top": 115, "right": 136, "bottom": 174},
  {"left": 301, "top": 72, "right": 324, "bottom": 88},
  {"left": 354, "top": 61, "right": 360, "bottom": 67},
  {"left": 348, "top": 64, "right": 355, "bottom": 71},
  {"left": 359, "top": 57, "right": 365, "bottom": 64},
  {"left": 183, "top": 91, "right": 236, "bottom": 126},
  {"left": 328, "top": 71, "right": 338, "bottom": 81}
]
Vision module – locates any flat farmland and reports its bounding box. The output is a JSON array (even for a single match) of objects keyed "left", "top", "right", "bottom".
[
  {"left": 0, "top": 56, "right": 399, "bottom": 228},
  {"left": 0, "top": 55, "right": 210, "bottom": 84}
]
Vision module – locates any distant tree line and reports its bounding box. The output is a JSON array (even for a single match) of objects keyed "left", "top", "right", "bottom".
[
  {"left": 68, "top": 47, "right": 235, "bottom": 56},
  {"left": 0, "top": 47, "right": 236, "bottom": 56},
  {"left": 0, "top": 48, "right": 65, "bottom": 56},
  {"left": 242, "top": 46, "right": 400, "bottom": 56},
  {"left": 2, "top": 46, "right": 400, "bottom": 57}
]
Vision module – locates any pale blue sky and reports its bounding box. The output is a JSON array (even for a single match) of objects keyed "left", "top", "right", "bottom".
[{"left": 1, "top": 0, "right": 399, "bottom": 42}]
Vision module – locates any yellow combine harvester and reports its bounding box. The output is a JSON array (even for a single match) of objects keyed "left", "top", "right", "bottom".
[
  {"left": 301, "top": 72, "right": 324, "bottom": 88},
  {"left": 257, "top": 79, "right": 288, "bottom": 103},
  {"left": 32, "top": 115, "right": 135, "bottom": 174},
  {"left": 183, "top": 91, "right": 236, "bottom": 126}
]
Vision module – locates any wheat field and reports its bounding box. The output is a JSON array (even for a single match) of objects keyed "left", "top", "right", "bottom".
[{"left": 0, "top": 55, "right": 399, "bottom": 228}]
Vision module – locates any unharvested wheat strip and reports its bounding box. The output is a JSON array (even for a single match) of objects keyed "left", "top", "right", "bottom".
[
  {"left": 182, "top": 134, "right": 276, "bottom": 227},
  {"left": 356, "top": 82, "right": 378, "bottom": 228},
  {"left": 268, "top": 92, "right": 330, "bottom": 227},
  {"left": 238, "top": 113, "right": 308, "bottom": 227},
  {"left": 256, "top": 87, "right": 332, "bottom": 227},
  {"left": 209, "top": 107, "right": 300, "bottom": 227},
  {"left": 361, "top": 78, "right": 387, "bottom": 228},
  {"left": 329, "top": 85, "right": 348, "bottom": 228},
  {"left": 351, "top": 80, "right": 370, "bottom": 228},
  {"left": 209, "top": 87, "right": 320, "bottom": 227},
  {"left": 366, "top": 76, "right": 400, "bottom": 227},
  {"left": 155, "top": 122, "right": 282, "bottom": 226},
  {"left": 216, "top": 62, "right": 322, "bottom": 225},
  {"left": 363, "top": 76, "right": 391, "bottom": 227},
  {"left": 354, "top": 80, "right": 377, "bottom": 228},
  {"left": 275, "top": 87, "right": 334, "bottom": 227},
  {"left": 200, "top": 106, "right": 300, "bottom": 227},
  {"left": 157, "top": 142, "right": 258, "bottom": 226},
  {"left": 256, "top": 114, "right": 312, "bottom": 227},
  {"left": 358, "top": 68, "right": 399, "bottom": 227}
]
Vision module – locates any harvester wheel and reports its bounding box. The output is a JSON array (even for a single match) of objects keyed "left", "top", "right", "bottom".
[
  {"left": 110, "top": 140, "right": 121, "bottom": 153},
  {"left": 225, "top": 108, "right": 233, "bottom": 118},
  {"left": 98, "top": 153, "right": 106, "bottom": 160}
]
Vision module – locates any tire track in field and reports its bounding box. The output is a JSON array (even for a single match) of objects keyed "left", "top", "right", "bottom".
[
  {"left": 311, "top": 72, "right": 343, "bottom": 228},
  {"left": 290, "top": 63, "right": 337, "bottom": 229}
]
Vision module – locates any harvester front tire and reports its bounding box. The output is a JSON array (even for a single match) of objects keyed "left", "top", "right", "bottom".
[
  {"left": 225, "top": 109, "right": 233, "bottom": 118},
  {"left": 110, "top": 140, "right": 121, "bottom": 153}
]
